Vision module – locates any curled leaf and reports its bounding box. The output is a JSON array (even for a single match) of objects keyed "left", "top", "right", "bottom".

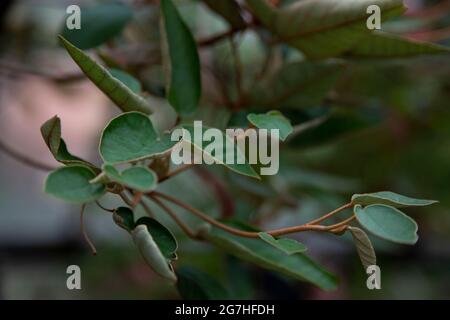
[
  {"left": 40, "top": 116, "right": 98, "bottom": 172},
  {"left": 132, "top": 224, "right": 177, "bottom": 283},
  {"left": 348, "top": 226, "right": 376, "bottom": 271},
  {"left": 113, "top": 207, "right": 135, "bottom": 232},
  {"left": 59, "top": 36, "right": 152, "bottom": 115}
]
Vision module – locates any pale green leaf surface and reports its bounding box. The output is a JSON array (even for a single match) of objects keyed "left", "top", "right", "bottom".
[{"left": 354, "top": 204, "right": 419, "bottom": 245}]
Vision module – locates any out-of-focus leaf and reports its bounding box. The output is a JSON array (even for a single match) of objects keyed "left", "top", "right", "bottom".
[
  {"left": 40, "top": 116, "right": 98, "bottom": 171},
  {"left": 202, "top": 0, "right": 246, "bottom": 29},
  {"left": 132, "top": 224, "right": 177, "bottom": 282},
  {"left": 354, "top": 204, "right": 419, "bottom": 245},
  {"left": 347, "top": 31, "right": 450, "bottom": 57},
  {"left": 61, "top": 3, "right": 133, "bottom": 50},
  {"left": 348, "top": 226, "right": 376, "bottom": 271},
  {"left": 247, "top": 111, "right": 293, "bottom": 141},
  {"left": 100, "top": 112, "right": 177, "bottom": 164},
  {"left": 246, "top": 0, "right": 405, "bottom": 59},
  {"left": 108, "top": 68, "right": 142, "bottom": 93},
  {"left": 103, "top": 165, "right": 158, "bottom": 192},
  {"left": 248, "top": 61, "right": 344, "bottom": 109},
  {"left": 113, "top": 207, "right": 135, "bottom": 232},
  {"left": 179, "top": 124, "right": 260, "bottom": 179},
  {"left": 258, "top": 232, "right": 307, "bottom": 255},
  {"left": 176, "top": 266, "right": 229, "bottom": 300},
  {"left": 352, "top": 191, "right": 438, "bottom": 208},
  {"left": 288, "top": 108, "right": 377, "bottom": 148},
  {"left": 135, "top": 217, "right": 178, "bottom": 261},
  {"left": 45, "top": 165, "right": 106, "bottom": 203},
  {"left": 160, "top": 0, "right": 201, "bottom": 115},
  {"left": 59, "top": 36, "right": 152, "bottom": 114},
  {"left": 199, "top": 223, "right": 338, "bottom": 290}
]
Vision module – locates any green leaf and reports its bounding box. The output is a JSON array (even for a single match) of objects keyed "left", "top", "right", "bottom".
[
  {"left": 113, "top": 207, "right": 135, "bottom": 232},
  {"left": 160, "top": 0, "right": 201, "bottom": 115},
  {"left": 248, "top": 61, "right": 344, "bottom": 109},
  {"left": 347, "top": 31, "right": 450, "bottom": 58},
  {"left": 352, "top": 191, "right": 438, "bottom": 208},
  {"left": 45, "top": 165, "right": 106, "bottom": 203},
  {"left": 59, "top": 36, "right": 152, "bottom": 115},
  {"left": 247, "top": 111, "right": 293, "bottom": 141},
  {"left": 258, "top": 232, "right": 307, "bottom": 255},
  {"left": 199, "top": 223, "right": 337, "bottom": 290},
  {"left": 202, "top": 0, "right": 246, "bottom": 30},
  {"left": 135, "top": 217, "right": 178, "bottom": 261},
  {"left": 348, "top": 226, "right": 376, "bottom": 271},
  {"left": 108, "top": 68, "right": 142, "bottom": 93},
  {"left": 103, "top": 165, "right": 158, "bottom": 192},
  {"left": 61, "top": 3, "right": 133, "bottom": 50},
  {"left": 99, "top": 112, "right": 178, "bottom": 164},
  {"left": 354, "top": 204, "right": 419, "bottom": 245},
  {"left": 246, "top": 0, "right": 406, "bottom": 59},
  {"left": 180, "top": 124, "right": 260, "bottom": 179},
  {"left": 176, "top": 266, "right": 229, "bottom": 300},
  {"left": 132, "top": 224, "right": 177, "bottom": 282},
  {"left": 40, "top": 116, "right": 98, "bottom": 171}
]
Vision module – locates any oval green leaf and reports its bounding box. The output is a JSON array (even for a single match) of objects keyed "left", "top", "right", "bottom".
[
  {"left": 354, "top": 204, "right": 419, "bottom": 245},
  {"left": 160, "top": 0, "right": 201, "bottom": 115},
  {"left": 59, "top": 36, "right": 152, "bottom": 115},
  {"left": 132, "top": 224, "right": 177, "bottom": 283},
  {"left": 352, "top": 191, "right": 438, "bottom": 208},
  {"left": 348, "top": 226, "right": 376, "bottom": 271},
  {"left": 45, "top": 165, "right": 106, "bottom": 203},
  {"left": 176, "top": 266, "right": 229, "bottom": 300},
  {"left": 135, "top": 217, "right": 178, "bottom": 261},
  {"left": 199, "top": 223, "right": 337, "bottom": 290},
  {"left": 113, "top": 207, "right": 135, "bottom": 232},
  {"left": 100, "top": 112, "right": 178, "bottom": 164},
  {"left": 248, "top": 111, "right": 293, "bottom": 141},
  {"left": 103, "top": 165, "right": 158, "bottom": 192},
  {"left": 258, "top": 232, "right": 307, "bottom": 255},
  {"left": 61, "top": 3, "right": 133, "bottom": 50},
  {"left": 247, "top": 0, "right": 406, "bottom": 59},
  {"left": 248, "top": 61, "right": 344, "bottom": 109}
]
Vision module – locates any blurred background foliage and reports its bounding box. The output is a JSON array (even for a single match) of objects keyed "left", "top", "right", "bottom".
[{"left": 0, "top": 0, "right": 449, "bottom": 299}]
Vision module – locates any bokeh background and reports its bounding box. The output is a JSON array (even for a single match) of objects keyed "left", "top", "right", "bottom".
[{"left": 0, "top": 0, "right": 449, "bottom": 299}]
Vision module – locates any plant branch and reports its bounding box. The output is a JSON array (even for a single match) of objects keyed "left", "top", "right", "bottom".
[
  {"left": 0, "top": 138, "right": 55, "bottom": 172},
  {"left": 147, "top": 194, "right": 197, "bottom": 239},
  {"left": 159, "top": 163, "right": 195, "bottom": 183},
  {"left": 151, "top": 191, "right": 355, "bottom": 238},
  {"left": 80, "top": 204, "right": 97, "bottom": 256}
]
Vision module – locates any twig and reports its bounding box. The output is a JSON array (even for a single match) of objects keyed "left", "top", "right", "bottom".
[
  {"left": 0, "top": 138, "right": 55, "bottom": 172},
  {"left": 198, "top": 28, "right": 241, "bottom": 47},
  {"left": 95, "top": 201, "right": 114, "bottom": 213},
  {"left": 194, "top": 167, "right": 235, "bottom": 218},
  {"left": 151, "top": 191, "right": 354, "bottom": 238},
  {"left": 80, "top": 204, "right": 97, "bottom": 256},
  {"left": 147, "top": 195, "right": 197, "bottom": 239},
  {"left": 306, "top": 202, "right": 354, "bottom": 226},
  {"left": 159, "top": 163, "right": 194, "bottom": 183}
]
